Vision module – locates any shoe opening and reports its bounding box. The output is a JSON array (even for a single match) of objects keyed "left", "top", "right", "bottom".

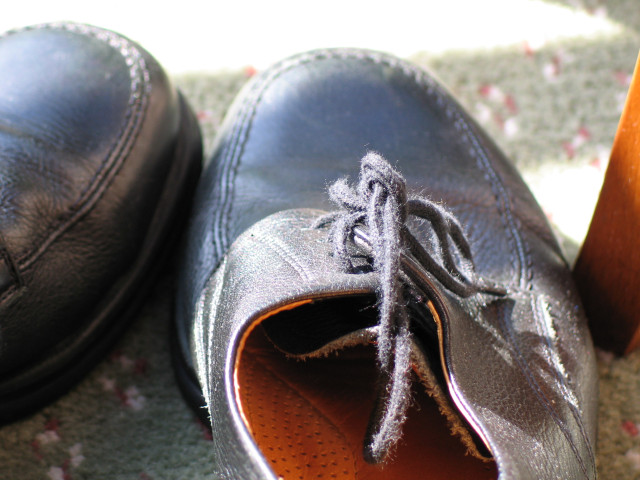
[{"left": 233, "top": 296, "right": 498, "bottom": 480}]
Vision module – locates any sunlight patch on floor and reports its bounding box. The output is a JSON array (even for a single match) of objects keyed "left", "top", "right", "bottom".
[{"left": 0, "top": 0, "right": 626, "bottom": 73}]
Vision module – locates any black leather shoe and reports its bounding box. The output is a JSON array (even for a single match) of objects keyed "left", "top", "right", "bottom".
[
  {"left": 174, "top": 49, "right": 598, "bottom": 479},
  {"left": 0, "top": 23, "right": 202, "bottom": 421}
]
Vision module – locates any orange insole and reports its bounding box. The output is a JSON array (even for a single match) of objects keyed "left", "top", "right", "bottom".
[{"left": 236, "top": 327, "right": 497, "bottom": 479}]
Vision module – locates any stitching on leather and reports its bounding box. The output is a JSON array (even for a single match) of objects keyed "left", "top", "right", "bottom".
[
  {"left": 497, "top": 300, "right": 590, "bottom": 478},
  {"left": 211, "top": 90, "right": 258, "bottom": 261},
  {"left": 531, "top": 295, "right": 596, "bottom": 474},
  {"left": 455, "top": 122, "right": 529, "bottom": 290},
  {"left": 253, "top": 234, "right": 312, "bottom": 284},
  {"left": 0, "top": 23, "right": 150, "bottom": 276},
  {"left": 213, "top": 49, "right": 528, "bottom": 292}
]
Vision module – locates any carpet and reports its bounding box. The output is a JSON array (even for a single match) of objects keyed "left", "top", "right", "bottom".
[{"left": 1, "top": 1, "right": 640, "bottom": 478}]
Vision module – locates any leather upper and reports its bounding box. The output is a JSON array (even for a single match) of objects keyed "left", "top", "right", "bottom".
[
  {"left": 176, "top": 49, "right": 598, "bottom": 479},
  {"left": 0, "top": 23, "right": 200, "bottom": 395}
]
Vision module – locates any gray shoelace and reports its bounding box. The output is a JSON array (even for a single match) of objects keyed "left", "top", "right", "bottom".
[{"left": 316, "top": 151, "right": 505, "bottom": 463}]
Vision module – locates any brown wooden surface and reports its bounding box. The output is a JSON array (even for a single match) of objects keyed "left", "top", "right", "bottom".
[{"left": 574, "top": 51, "right": 640, "bottom": 355}]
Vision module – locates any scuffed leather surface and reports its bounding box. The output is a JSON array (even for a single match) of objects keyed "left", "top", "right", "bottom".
[
  {"left": 0, "top": 23, "right": 184, "bottom": 385},
  {"left": 176, "top": 49, "right": 598, "bottom": 479}
]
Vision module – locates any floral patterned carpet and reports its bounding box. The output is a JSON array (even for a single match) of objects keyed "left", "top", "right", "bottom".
[{"left": 2, "top": 1, "right": 640, "bottom": 478}]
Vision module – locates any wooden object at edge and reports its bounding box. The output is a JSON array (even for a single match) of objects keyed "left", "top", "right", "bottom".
[{"left": 574, "top": 51, "right": 640, "bottom": 355}]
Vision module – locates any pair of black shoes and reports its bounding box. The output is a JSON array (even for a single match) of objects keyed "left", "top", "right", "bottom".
[{"left": 0, "top": 23, "right": 598, "bottom": 480}]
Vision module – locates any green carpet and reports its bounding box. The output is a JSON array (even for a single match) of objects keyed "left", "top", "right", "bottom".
[{"left": 2, "top": 2, "right": 640, "bottom": 478}]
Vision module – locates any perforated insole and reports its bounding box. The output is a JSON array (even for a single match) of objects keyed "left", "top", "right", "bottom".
[{"left": 236, "top": 327, "right": 497, "bottom": 479}]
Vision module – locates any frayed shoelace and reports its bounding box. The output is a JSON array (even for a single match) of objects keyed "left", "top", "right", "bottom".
[{"left": 315, "top": 152, "right": 505, "bottom": 464}]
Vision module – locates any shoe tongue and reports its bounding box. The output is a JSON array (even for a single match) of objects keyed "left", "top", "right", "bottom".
[{"left": 260, "top": 294, "right": 379, "bottom": 356}]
